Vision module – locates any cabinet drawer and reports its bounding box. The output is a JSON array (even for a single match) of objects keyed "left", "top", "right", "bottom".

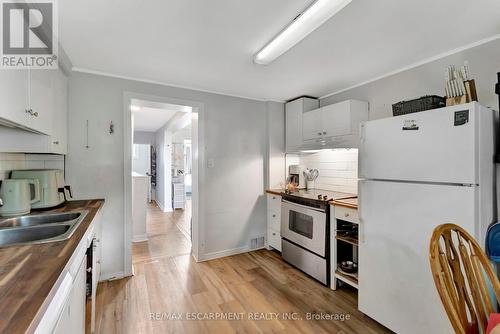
[
  {"left": 174, "top": 188, "right": 185, "bottom": 196},
  {"left": 267, "top": 229, "right": 281, "bottom": 251},
  {"left": 267, "top": 194, "right": 281, "bottom": 213},
  {"left": 334, "top": 205, "right": 359, "bottom": 224},
  {"left": 267, "top": 211, "right": 280, "bottom": 231}
]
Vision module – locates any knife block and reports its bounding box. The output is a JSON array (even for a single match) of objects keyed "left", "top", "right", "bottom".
[{"left": 446, "top": 79, "right": 478, "bottom": 106}]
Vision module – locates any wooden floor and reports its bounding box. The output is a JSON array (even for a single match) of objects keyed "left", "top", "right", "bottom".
[{"left": 94, "top": 203, "right": 392, "bottom": 334}]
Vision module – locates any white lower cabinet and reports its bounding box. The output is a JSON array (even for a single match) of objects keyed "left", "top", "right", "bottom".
[
  {"left": 35, "top": 215, "right": 102, "bottom": 334},
  {"left": 266, "top": 194, "right": 282, "bottom": 251},
  {"left": 53, "top": 256, "right": 86, "bottom": 334},
  {"left": 330, "top": 204, "right": 359, "bottom": 290},
  {"left": 172, "top": 182, "right": 186, "bottom": 209}
]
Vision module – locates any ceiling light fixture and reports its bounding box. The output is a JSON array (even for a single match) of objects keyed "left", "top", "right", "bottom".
[{"left": 254, "top": 0, "right": 352, "bottom": 65}]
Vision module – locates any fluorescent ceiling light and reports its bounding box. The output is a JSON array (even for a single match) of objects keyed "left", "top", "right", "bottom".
[
  {"left": 130, "top": 105, "right": 140, "bottom": 112},
  {"left": 300, "top": 149, "right": 323, "bottom": 153},
  {"left": 254, "top": 0, "right": 352, "bottom": 65}
]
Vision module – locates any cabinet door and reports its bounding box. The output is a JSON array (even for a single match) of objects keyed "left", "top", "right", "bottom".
[
  {"left": 321, "top": 101, "right": 351, "bottom": 137},
  {"left": 28, "top": 69, "right": 54, "bottom": 134},
  {"left": 53, "top": 257, "right": 86, "bottom": 334},
  {"left": 267, "top": 228, "right": 281, "bottom": 251},
  {"left": 53, "top": 301, "right": 72, "bottom": 334},
  {"left": 69, "top": 256, "right": 86, "bottom": 334},
  {"left": 50, "top": 70, "right": 68, "bottom": 154},
  {"left": 0, "top": 70, "right": 29, "bottom": 126},
  {"left": 302, "top": 108, "right": 322, "bottom": 140}
]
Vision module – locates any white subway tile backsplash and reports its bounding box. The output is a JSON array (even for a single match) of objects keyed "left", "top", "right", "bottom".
[
  {"left": 286, "top": 149, "right": 358, "bottom": 194},
  {"left": 0, "top": 153, "right": 64, "bottom": 181}
]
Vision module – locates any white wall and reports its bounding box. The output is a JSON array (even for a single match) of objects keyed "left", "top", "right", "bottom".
[
  {"left": 66, "top": 72, "right": 270, "bottom": 278},
  {"left": 319, "top": 38, "right": 500, "bottom": 214},
  {"left": 132, "top": 174, "right": 148, "bottom": 242},
  {"left": 320, "top": 38, "right": 500, "bottom": 117},
  {"left": 133, "top": 131, "right": 155, "bottom": 145},
  {"left": 266, "top": 101, "right": 286, "bottom": 189},
  {"left": 132, "top": 144, "right": 150, "bottom": 176}
]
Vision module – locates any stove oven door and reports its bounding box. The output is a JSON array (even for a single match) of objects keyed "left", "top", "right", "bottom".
[{"left": 281, "top": 200, "right": 327, "bottom": 256}]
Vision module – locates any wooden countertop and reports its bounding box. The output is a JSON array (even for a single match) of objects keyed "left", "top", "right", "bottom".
[
  {"left": 265, "top": 189, "right": 285, "bottom": 196},
  {"left": 0, "top": 199, "right": 105, "bottom": 334},
  {"left": 330, "top": 197, "right": 358, "bottom": 209}
]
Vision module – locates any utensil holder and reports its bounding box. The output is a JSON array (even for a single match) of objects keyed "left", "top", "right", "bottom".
[{"left": 446, "top": 79, "right": 478, "bottom": 106}]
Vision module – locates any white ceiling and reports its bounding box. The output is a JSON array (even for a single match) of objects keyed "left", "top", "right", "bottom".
[
  {"left": 60, "top": 0, "right": 500, "bottom": 101},
  {"left": 132, "top": 107, "right": 178, "bottom": 132}
]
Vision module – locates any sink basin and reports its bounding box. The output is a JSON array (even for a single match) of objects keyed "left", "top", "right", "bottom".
[
  {"left": 0, "top": 212, "right": 82, "bottom": 228},
  {"left": 0, "top": 210, "right": 88, "bottom": 247},
  {"left": 0, "top": 225, "right": 71, "bottom": 245}
]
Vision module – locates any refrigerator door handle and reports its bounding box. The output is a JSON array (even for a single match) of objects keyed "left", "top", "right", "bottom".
[
  {"left": 358, "top": 179, "right": 365, "bottom": 243},
  {"left": 359, "top": 123, "right": 366, "bottom": 144}
]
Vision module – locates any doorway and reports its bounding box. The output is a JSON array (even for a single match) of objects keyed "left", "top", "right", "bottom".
[
  {"left": 123, "top": 92, "right": 204, "bottom": 276},
  {"left": 132, "top": 143, "right": 152, "bottom": 202},
  {"left": 172, "top": 127, "right": 193, "bottom": 240}
]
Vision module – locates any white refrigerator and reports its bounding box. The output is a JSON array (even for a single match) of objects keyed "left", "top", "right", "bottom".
[{"left": 358, "top": 102, "right": 497, "bottom": 334}]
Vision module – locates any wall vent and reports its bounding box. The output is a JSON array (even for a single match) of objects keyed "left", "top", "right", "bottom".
[{"left": 251, "top": 236, "right": 265, "bottom": 249}]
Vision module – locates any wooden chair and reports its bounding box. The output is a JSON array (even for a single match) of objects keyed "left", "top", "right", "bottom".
[{"left": 429, "top": 223, "right": 500, "bottom": 334}]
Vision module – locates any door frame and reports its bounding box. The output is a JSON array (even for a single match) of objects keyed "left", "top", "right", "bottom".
[{"left": 123, "top": 92, "right": 205, "bottom": 276}]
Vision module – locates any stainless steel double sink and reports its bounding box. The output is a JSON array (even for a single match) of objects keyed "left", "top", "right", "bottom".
[{"left": 0, "top": 211, "right": 88, "bottom": 247}]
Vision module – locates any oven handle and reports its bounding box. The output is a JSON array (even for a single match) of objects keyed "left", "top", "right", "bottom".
[{"left": 281, "top": 199, "right": 326, "bottom": 213}]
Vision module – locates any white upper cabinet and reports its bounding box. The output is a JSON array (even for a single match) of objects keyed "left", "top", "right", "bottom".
[
  {"left": 28, "top": 69, "right": 55, "bottom": 134},
  {"left": 50, "top": 70, "right": 68, "bottom": 154},
  {"left": 285, "top": 97, "right": 319, "bottom": 153},
  {"left": 302, "top": 108, "right": 322, "bottom": 141},
  {"left": 0, "top": 70, "right": 29, "bottom": 127},
  {"left": 0, "top": 67, "right": 68, "bottom": 154},
  {"left": 302, "top": 100, "right": 369, "bottom": 149},
  {"left": 321, "top": 101, "right": 352, "bottom": 137}
]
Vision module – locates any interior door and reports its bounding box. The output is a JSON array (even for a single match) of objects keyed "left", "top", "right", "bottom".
[
  {"left": 358, "top": 180, "right": 476, "bottom": 334},
  {"left": 359, "top": 104, "right": 482, "bottom": 184},
  {"left": 302, "top": 108, "right": 322, "bottom": 141}
]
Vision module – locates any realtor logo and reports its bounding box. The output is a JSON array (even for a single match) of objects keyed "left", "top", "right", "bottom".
[{"left": 1, "top": 0, "right": 58, "bottom": 69}]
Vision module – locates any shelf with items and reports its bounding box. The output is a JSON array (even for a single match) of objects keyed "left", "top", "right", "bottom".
[
  {"left": 335, "top": 270, "right": 358, "bottom": 289},
  {"left": 331, "top": 209, "right": 359, "bottom": 290},
  {"left": 335, "top": 235, "right": 358, "bottom": 246}
]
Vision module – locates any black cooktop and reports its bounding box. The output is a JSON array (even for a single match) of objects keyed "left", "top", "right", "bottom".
[{"left": 282, "top": 189, "right": 356, "bottom": 203}]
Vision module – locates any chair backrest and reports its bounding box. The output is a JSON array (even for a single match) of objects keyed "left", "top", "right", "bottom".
[{"left": 429, "top": 223, "right": 500, "bottom": 334}]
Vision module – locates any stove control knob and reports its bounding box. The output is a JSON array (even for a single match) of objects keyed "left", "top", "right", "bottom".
[
  {"left": 323, "top": 195, "right": 328, "bottom": 201},
  {"left": 317, "top": 195, "right": 322, "bottom": 200}
]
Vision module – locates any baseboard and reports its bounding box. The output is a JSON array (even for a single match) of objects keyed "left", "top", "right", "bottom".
[
  {"left": 199, "top": 245, "right": 265, "bottom": 262},
  {"left": 132, "top": 234, "right": 148, "bottom": 242},
  {"left": 99, "top": 271, "right": 126, "bottom": 281},
  {"left": 156, "top": 200, "right": 173, "bottom": 212}
]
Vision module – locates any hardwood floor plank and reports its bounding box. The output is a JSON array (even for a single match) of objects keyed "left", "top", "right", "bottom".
[{"left": 94, "top": 202, "right": 393, "bottom": 334}]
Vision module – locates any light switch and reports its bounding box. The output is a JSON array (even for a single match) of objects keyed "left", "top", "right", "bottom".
[{"left": 207, "top": 158, "right": 215, "bottom": 168}]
